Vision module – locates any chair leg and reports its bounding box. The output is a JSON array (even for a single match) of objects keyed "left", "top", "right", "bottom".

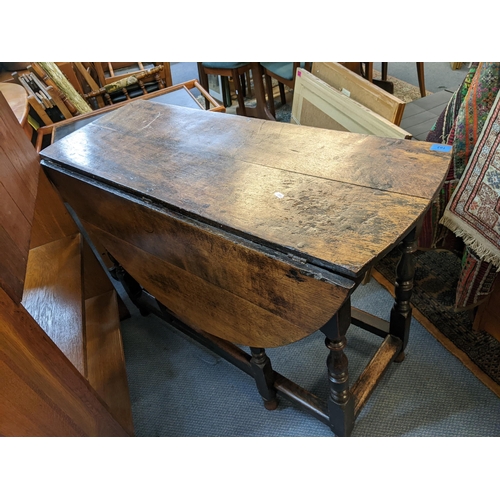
[
  {"left": 264, "top": 73, "right": 275, "bottom": 117},
  {"left": 232, "top": 69, "right": 246, "bottom": 116},
  {"left": 278, "top": 82, "right": 286, "bottom": 106},
  {"left": 240, "top": 74, "right": 246, "bottom": 98},
  {"left": 381, "top": 62, "right": 388, "bottom": 81},
  {"left": 197, "top": 63, "right": 211, "bottom": 110},
  {"left": 416, "top": 62, "right": 426, "bottom": 97}
]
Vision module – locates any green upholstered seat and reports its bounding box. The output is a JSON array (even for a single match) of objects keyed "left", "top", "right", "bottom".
[
  {"left": 260, "top": 62, "right": 306, "bottom": 81},
  {"left": 202, "top": 62, "right": 249, "bottom": 69}
]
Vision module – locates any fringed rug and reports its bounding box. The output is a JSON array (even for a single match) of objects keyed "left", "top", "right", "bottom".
[
  {"left": 441, "top": 90, "right": 500, "bottom": 269},
  {"left": 373, "top": 247, "right": 500, "bottom": 397}
]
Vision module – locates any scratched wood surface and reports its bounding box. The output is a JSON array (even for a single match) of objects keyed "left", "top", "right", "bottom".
[
  {"left": 46, "top": 169, "right": 353, "bottom": 347},
  {"left": 41, "top": 101, "right": 450, "bottom": 278}
]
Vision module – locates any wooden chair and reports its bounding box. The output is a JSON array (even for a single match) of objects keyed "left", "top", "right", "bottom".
[
  {"left": 35, "top": 79, "right": 225, "bottom": 153},
  {"left": 92, "top": 62, "right": 172, "bottom": 92},
  {"left": 82, "top": 65, "right": 170, "bottom": 106},
  {"left": 260, "top": 62, "right": 312, "bottom": 118},
  {"left": 381, "top": 62, "right": 426, "bottom": 98},
  {"left": 0, "top": 92, "right": 133, "bottom": 436},
  {"left": 197, "top": 62, "right": 253, "bottom": 115}
]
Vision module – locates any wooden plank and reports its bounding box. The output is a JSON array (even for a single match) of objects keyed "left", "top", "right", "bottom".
[
  {"left": 0, "top": 287, "right": 130, "bottom": 436},
  {"left": 351, "top": 335, "right": 402, "bottom": 417},
  {"left": 85, "top": 290, "right": 133, "bottom": 435},
  {"left": 22, "top": 234, "right": 86, "bottom": 376},
  {"left": 30, "top": 169, "right": 79, "bottom": 249},
  {"left": 41, "top": 102, "right": 450, "bottom": 278},
  {"left": 0, "top": 93, "right": 40, "bottom": 303},
  {"left": 311, "top": 62, "right": 406, "bottom": 125},
  {"left": 473, "top": 280, "right": 500, "bottom": 342},
  {"left": 88, "top": 225, "right": 338, "bottom": 347},
  {"left": 291, "top": 68, "right": 411, "bottom": 139}
]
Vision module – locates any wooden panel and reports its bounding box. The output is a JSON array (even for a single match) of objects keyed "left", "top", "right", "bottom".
[
  {"left": 473, "top": 280, "right": 500, "bottom": 342},
  {"left": 22, "top": 234, "right": 86, "bottom": 376},
  {"left": 85, "top": 290, "right": 133, "bottom": 434},
  {"left": 0, "top": 287, "right": 129, "bottom": 436},
  {"left": 82, "top": 236, "right": 114, "bottom": 300},
  {"left": 30, "top": 169, "right": 79, "bottom": 249},
  {"left": 41, "top": 102, "right": 451, "bottom": 278},
  {"left": 312, "top": 62, "right": 406, "bottom": 125},
  {"left": 88, "top": 225, "right": 340, "bottom": 347},
  {"left": 291, "top": 69, "right": 411, "bottom": 139},
  {"left": 0, "top": 92, "right": 40, "bottom": 302}
]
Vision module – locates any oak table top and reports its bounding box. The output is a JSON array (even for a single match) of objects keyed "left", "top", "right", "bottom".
[
  {"left": 40, "top": 100, "right": 450, "bottom": 280},
  {"left": 39, "top": 100, "right": 451, "bottom": 436}
]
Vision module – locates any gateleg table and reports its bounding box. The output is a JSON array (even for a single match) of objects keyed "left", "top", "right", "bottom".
[{"left": 40, "top": 101, "right": 450, "bottom": 436}]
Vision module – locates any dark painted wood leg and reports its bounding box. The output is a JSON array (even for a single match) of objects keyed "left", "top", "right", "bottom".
[
  {"left": 278, "top": 82, "right": 286, "bottom": 105},
  {"left": 390, "top": 226, "right": 418, "bottom": 362},
  {"left": 196, "top": 63, "right": 211, "bottom": 110},
  {"left": 250, "top": 347, "right": 278, "bottom": 410},
  {"left": 416, "top": 62, "right": 426, "bottom": 97},
  {"left": 264, "top": 74, "right": 276, "bottom": 117},
  {"left": 232, "top": 69, "right": 247, "bottom": 117},
  {"left": 320, "top": 298, "right": 354, "bottom": 437}
]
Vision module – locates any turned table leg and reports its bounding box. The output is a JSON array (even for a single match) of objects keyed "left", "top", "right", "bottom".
[
  {"left": 320, "top": 298, "right": 354, "bottom": 437},
  {"left": 390, "top": 226, "right": 418, "bottom": 362},
  {"left": 250, "top": 347, "right": 278, "bottom": 410}
]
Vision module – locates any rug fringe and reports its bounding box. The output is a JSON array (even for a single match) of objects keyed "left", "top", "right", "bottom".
[{"left": 440, "top": 214, "right": 500, "bottom": 269}]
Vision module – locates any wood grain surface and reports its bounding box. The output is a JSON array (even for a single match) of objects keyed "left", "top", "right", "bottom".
[
  {"left": 46, "top": 169, "right": 353, "bottom": 347},
  {"left": 291, "top": 69, "right": 411, "bottom": 139},
  {"left": 41, "top": 101, "right": 451, "bottom": 278},
  {"left": 29, "top": 169, "right": 79, "bottom": 249},
  {"left": 85, "top": 290, "right": 133, "bottom": 434},
  {"left": 0, "top": 93, "right": 40, "bottom": 302},
  {"left": 311, "top": 62, "right": 406, "bottom": 125},
  {"left": 22, "top": 234, "right": 86, "bottom": 375},
  {"left": 0, "top": 287, "right": 130, "bottom": 436}
]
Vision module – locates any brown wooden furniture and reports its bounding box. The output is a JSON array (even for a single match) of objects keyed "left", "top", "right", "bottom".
[
  {"left": 83, "top": 65, "right": 170, "bottom": 106},
  {"left": 260, "top": 62, "right": 312, "bottom": 118},
  {"left": 341, "top": 63, "right": 426, "bottom": 98},
  {"left": 0, "top": 92, "right": 132, "bottom": 436},
  {"left": 93, "top": 62, "right": 172, "bottom": 89},
  {"left": 197, "top": 62, "right": 253, "bottom": 115},
  {"left": 473, "top": 279, "right": 500, "bottom": 342},
  {"left": 35, "top": 79, "right": 224, "bottom": 152},
  {"left": 40, "top": 101, "right": 450, "bottom": 436},
  {"left": 0, "top": 82, "right": 32, "bottom": 139},
  {"left": 382, "top": 62, "right": 426, "bottom": 98}
]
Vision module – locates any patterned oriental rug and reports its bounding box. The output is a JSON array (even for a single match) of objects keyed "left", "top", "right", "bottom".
[{"left": 441, "top": 90, "right": 500, "bottom": 269}]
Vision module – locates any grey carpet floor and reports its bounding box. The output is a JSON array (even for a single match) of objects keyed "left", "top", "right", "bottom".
[{"left": 119, "top": 277, "right": 500, "bottom": 437}]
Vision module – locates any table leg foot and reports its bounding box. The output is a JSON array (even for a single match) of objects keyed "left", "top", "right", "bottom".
[
  {"left": 393, "top": 351, "right": 405, "bottom": 363},
  {"left": 250, "top": 347, "right": 278, "bottom": 410},
  {"left": 264, "top": 399, "right": 279, "bottom": 411}
]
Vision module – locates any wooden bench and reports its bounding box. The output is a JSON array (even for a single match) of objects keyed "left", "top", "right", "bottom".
[{"left": 0, "top": 92, "right": 133, "bottom": 436}]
